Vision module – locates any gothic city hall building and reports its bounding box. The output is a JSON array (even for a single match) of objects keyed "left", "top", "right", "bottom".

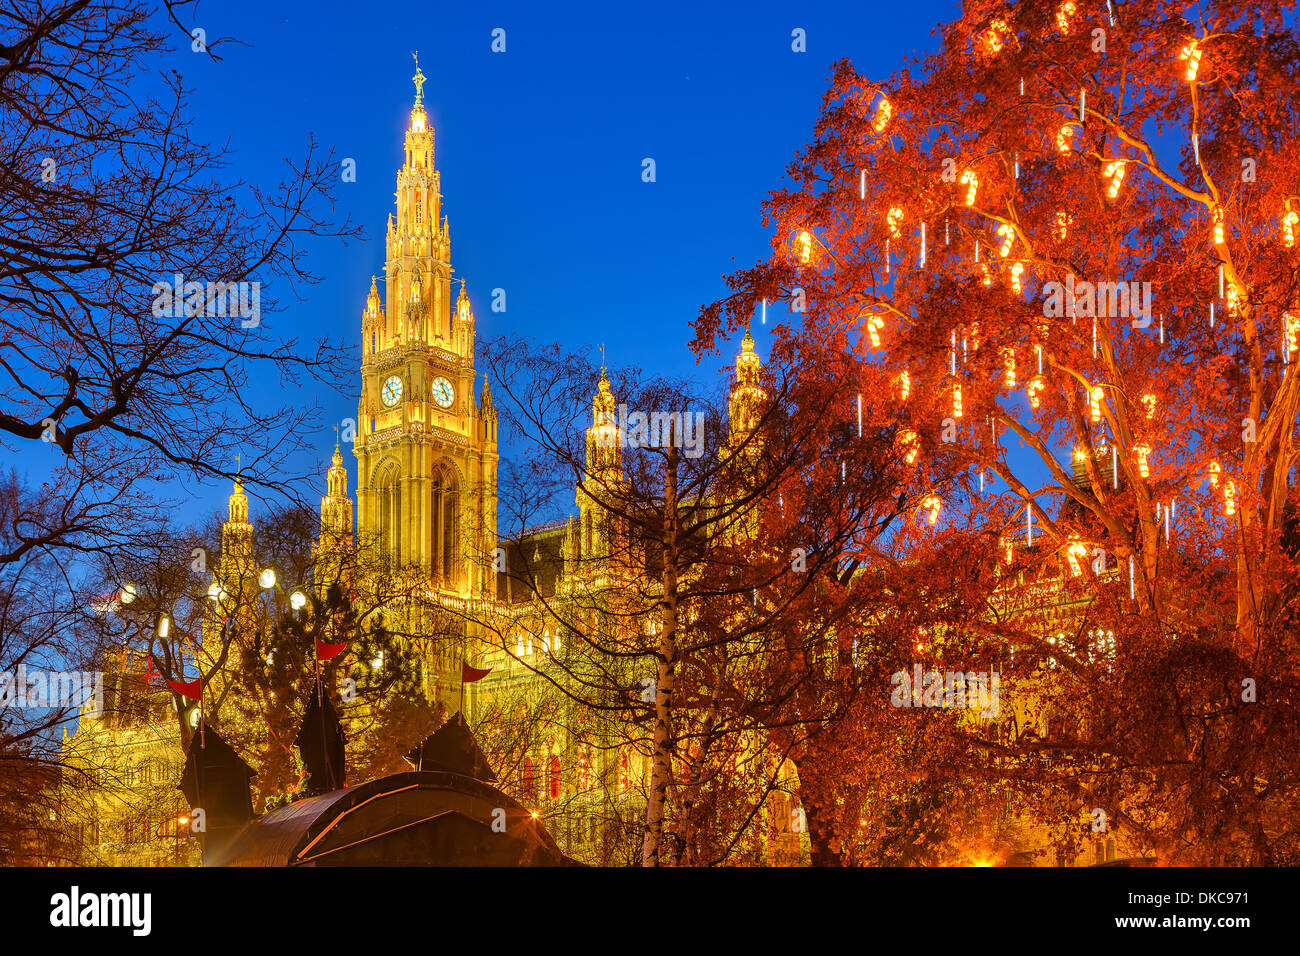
[{"left": 61, "top": 75, "right": 804, "bottom": 867}]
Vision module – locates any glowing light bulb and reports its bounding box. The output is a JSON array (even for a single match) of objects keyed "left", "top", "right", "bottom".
[
  {"left": 1142, "top": 393, "right": 1157, "bottom": 419},
  {"left": 1212, "top": 207, "right": 1225, "bottom": 246},
  {"left": 1284, "top": 210, "right": 1298, "bottom": 248},
  {"left": 922, "top": 495, "right": 942, "bottom": 525},
  {"left": 899, "top": 428, "right": 919, "bottom": 464},
  {"left": 1055, "top": 211, "right": 1071, "bottom": 240},
  {"left": 798, "top": 230, "right": 813, "bottom": 264},
  {"left": 1103, "top": 161, "right": 1126, "bottom": 200},
  {"left": 953, "top": 383, "right": 963, "bottom": 419},
  {"left": 1209, "top": 460, "right": 1221, "bottom": 489},
  {"left": 1003, "top": 348, "right": 1016, "bottom": 388},
  {"left": 1226, "top": 283, "right": 1240, "bottom": 316},
  {"left": 1089, "top": 385, "right": 1103, "bottom": 423},
  {"left": 1180, "top": 40, "right": 1202, "bottom": 82},
  {"left": 1285, "top": 312, "right": 1298, "bottom": 357},
  {"left": 984, "top": 17, "right": 1009, "bottom": 54},
  {"left": 1066, "top": 537, "right": 1088, "bottom": 577},
  {"left": 981, "top": 262, "right": 992, "bottom": 287},
  {"left": 996, "top": 223, "right": 1015, "bottom": 257},
  {"left": 898, "top": 370, "right": 911, "bottom": 402},
  {"left": 887, "top": 207, "right": 904, "bottom": 238},
  {"left": 1027, "top": 376, "right": 1044, "bottom": 409},
  {"left": 1010, "top": 262, "right": 1024, "bottom": 294},
  {"left": 960, "top": 170, "right": 979, "bottom": 207},
  {"left": 874, "top": 96, "right": 892, "bottom": 132},
  {"left": 1057, "top": 124, "right": 1074, "bottom": 154},
  {"left": 867, "top": 314, "right": 885, "bottom": 350},
  {"left": 1225, "top": 479, "right": 1236, "bottom": 516},
  {"left": 1056, "top": 1, "right": 1076, "bottom": 34},
  {"left": 1135, "top": 444, "right": 1150, "bottom": 478}
]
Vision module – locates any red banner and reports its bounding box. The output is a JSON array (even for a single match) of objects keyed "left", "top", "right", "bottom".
[
  {"left": 462, "top": 661, "right": 491, "bottom": 683},
  {"left": 164, "top": 676, "right": 202, "bottom": 701},
  {"left": 316, "top": 637, "right": 348, "bottom": 661}
]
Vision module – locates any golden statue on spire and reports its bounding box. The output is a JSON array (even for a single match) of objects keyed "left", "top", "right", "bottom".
[{"left": 412, "top": 51, "right": 426, "bottom": 109}]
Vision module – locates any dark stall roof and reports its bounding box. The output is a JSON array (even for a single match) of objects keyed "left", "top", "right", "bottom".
[{"left": 213, "top": 770, "right": 578, "bottom": 866}]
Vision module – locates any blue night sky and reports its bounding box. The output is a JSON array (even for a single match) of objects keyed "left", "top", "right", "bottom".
[{"left": 167, "top": 0, "right": 955, "bottom": 522}]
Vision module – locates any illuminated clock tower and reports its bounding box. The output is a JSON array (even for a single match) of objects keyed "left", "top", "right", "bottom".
[{"left": 354, "top": 57, "right": 498, "bottom": 598}]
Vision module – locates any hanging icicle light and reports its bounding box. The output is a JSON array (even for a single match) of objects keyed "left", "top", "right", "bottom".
[
  {"left": 1056, "top": 123, "right": 1075, "bottom": 154},
  {"left": 1056, "top": 0, "right": 1076, "bottom": 34},
  {"left": 874, "top": 96, "right": 892, "bottom": 132},
  {"left": 921, "top": 495, "right": 942, "bottom": 525},
  {"left": 898, "top": 370, "right": 911, "bottom": 402},
  {"left": 797, "top": 230, "right": 813, "bottom": 264},
  {"left": 960, "top": 170, "right": 979, "bottom": 206},
  {"left": 866, "top": 313, "right": 885, "bottom": 350},
  {"left": 1089, "top": 385, "right": 1103, "bottom": 423},
  {"left": 1003, "top": 347, "right": 1016, "bottom": 388},
  {"left": 996, "top": 223, "right": 1015, "bottom": 258},
  {"left": 1284, "top": 209, "right": 1298, "bottom": 248},
  {"left": 887, "top": 207, "right": 904, "bottom": 238},
  {"left": 899, "top": 428, "right": 920, "bottom": 464},
  {"left": 1135, "top": 444, "right": 1151, "bottom": 479},
  {"left": 1010, "top": 262, "right": 1025, "bottom": 294},
  {"left": 1180, "top": 40, "right": 1203, "bottom": 82},
  {"left": 1103, "top": 161, "right": 1126, "bottom": 200}
]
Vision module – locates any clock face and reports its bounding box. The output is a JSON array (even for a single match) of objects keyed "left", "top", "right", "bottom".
[
  {"left": 431, "top": 376, "right": 455, "bottom": 409},
  {"left": 380, "top": 375, "right": 403, "bottom": 407}
]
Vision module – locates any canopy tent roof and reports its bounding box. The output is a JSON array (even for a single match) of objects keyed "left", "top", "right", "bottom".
[{"left": 210, "top": 713, "right": 577, "bottom": 866}]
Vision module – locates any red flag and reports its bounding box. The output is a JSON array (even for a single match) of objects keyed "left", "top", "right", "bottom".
[
  {"left": 462, "top": 661, "right": 491, "bottom": 683},
  {"left": 165, "top": 676, "right": 203, "bottom": 700},
  {"left": 316, "top": 637, "right": 348, "bottom": 661}
]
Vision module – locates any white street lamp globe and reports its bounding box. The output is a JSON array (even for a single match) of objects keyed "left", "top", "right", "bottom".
[
  {"left": 259, "top": 568, "right": 277, "bottom": 590},
  {"left": 289, "top": 591, "right": 307, "bottom": 611},
  {"left": 120, "top": 584, "right": 137, "bottom": 605}
]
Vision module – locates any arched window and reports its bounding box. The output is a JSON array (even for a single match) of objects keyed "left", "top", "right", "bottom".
[
  {"left": 431, "top": 464, "right": 459, "bottom": 583},
  {"left": 377, "top": 462, "right": 402, "bottom": 568},
  {"left": 548, "top": 755, "right": 561, "bottom": 800},
  {"left": 521, "top": 757, "right": 535, "bottom": 803}
]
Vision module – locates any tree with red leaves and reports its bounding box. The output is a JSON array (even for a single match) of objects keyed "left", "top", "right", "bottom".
[{"left": 700, "top": 0, "right": 1300, "bottom": 864}]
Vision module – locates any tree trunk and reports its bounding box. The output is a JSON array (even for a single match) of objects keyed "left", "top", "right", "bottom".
[{"left": 643, "top": 435, "right": 680, "bottom": 866}]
